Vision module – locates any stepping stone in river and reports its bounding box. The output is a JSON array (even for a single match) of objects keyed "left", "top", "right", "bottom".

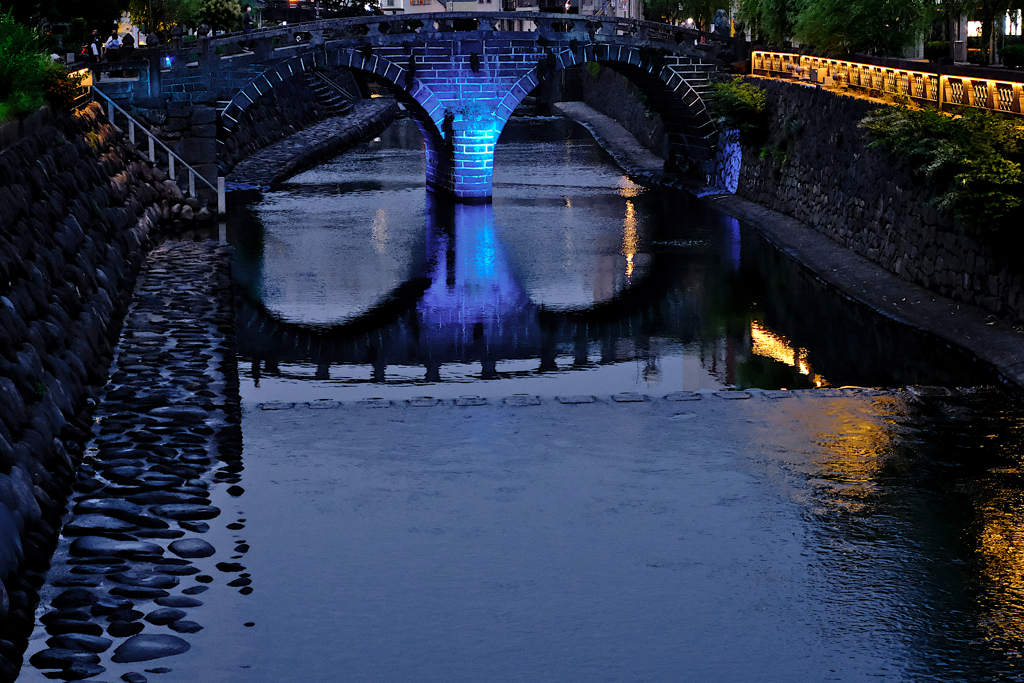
[
  {"left": 169, "top": 620, "right": 203, "bottom": 633},
  {"left": 168, "top": 538, "right": 215, "bottom": 559},
  {"left": 69, "top": 537, "right": 163, "bottom": 559},
  {"left": 62, "top": 514, "right": 138, "bottom": 536},
  {"left": 144, "top": 608, "right": 187, "bottom": 625},
  {"left": 111, "top": 634, "right": 191, "bottom": 663},
  {"left": 46, "top": 633, "right": 113, "bottom": 652},
  {"left": 156, "top": 596, "right": 203, "bottom": 608},
  {"left": 29, "top": 649, "right": 101, "bottom": 669},
  {"left": 151, "top": 504, "right": 220, "bottom": 521}
]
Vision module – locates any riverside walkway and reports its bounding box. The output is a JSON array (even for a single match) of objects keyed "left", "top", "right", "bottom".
[{"left": 555, "top": 101, "right": 1024, "bottom": 393}]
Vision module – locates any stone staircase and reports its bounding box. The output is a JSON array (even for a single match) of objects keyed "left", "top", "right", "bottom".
[
  {"left": 309, "top": 69, "right": 355, "bottom": 116},
  {"left": 561, "top": 65, "right": 584, "bottom": 101}
]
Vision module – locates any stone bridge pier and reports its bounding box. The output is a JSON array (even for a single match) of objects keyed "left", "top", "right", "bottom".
[{"left": 128, "top": 13, "right": 735, "bottom": 202}]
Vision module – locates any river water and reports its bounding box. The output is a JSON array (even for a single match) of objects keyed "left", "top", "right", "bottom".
[{"left": 21, "top": 116, "right": 1024, "bottom": 682}]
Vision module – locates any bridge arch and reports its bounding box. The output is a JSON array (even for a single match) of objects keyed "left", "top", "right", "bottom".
[
  {"left": 496, "top": 45, "right": 716, "bottom": 172},
  {"left": 213, "top": 15, "right": 727, "bottom": 200}
]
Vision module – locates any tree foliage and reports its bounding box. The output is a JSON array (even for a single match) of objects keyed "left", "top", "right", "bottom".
[
  {"left": 0, "top": 12, "right": 84, "bottom": 121},
  {"left": 737, "top": 0, "right": 799, "bottom": 45},
  {"left": 191, "top": 0, "right": 242, "bottom": 31},
  {"left": 707, "top": 77, "right": 768, "bottom": 144},
  {"left": 791, "top": 0, "right": 931, "bottom": 56},
  {"left": 127, "top": 0, "right": 194, "bottom": 35},
  {"left": 860, "top": 105, "right": 1024, "bottom": 233},
  {"left": 0, "top": 12, "right": 48, "bottom": 120}
]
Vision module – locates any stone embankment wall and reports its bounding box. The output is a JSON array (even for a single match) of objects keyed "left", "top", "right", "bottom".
[
  {"left": 582, "top": 65, "right": 667, "bottom": 159},
  {"left": 0, "top": 103, "right": 188, "bottom": 678},
  {"left": 219, "top": 68, "right": 363, "bottom": 176},
  {"left": 733, "top": 78, "right": 1024, "bottom": 323}
]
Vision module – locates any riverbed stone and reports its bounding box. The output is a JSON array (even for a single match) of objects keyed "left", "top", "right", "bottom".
[
  {"left": 51, "top": 589, "right": 97, "bottom": 609},
  {"left": 109, "top": 571, "right": 179, "bottom": 589},
  {"left": 151, "top": 504, "right": 220, "bottom": 520},
  {"left": 62, "top": 514, "right": 138, "bottom": 535},
  {"left": 110, "top": 634, "right": 190, "bottom": 663},
  {"left": 168, "top": 538, "right": 215, "bottom": 559},
  {"left": 155, "top": 596, "right": 203, "bottom": 608},
  {"left": 143, "top": 607, "right": 186, "bottom": 625},
  {"left": 46, "top": 633, "right": 112, "bottom": 652},
  {"left": 29, "top": 648, "right": 101, "bottom": 669},
  {"left": 69, "top": 537, "right": 163, "bottom": 559}
]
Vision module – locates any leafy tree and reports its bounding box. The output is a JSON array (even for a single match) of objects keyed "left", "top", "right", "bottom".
[
  {"left": 737, "top": 0, "right": 800, "bottom": 45},
  {"left": 191, "top": 0, "right": 242, "bottom": 31},
  {"left": 127, "top": 0, "right": 198, "bottom": 36},
  {"left": 860, "top": 105, "right": 1024, "bottom": 234},
  {"left": 792, "top": 0, "right": 930, "bottom": 56},
  {"left": 0, "top": 12, "right": 47, "bottom": 119},
  {"left": 0, "top": 12, "right": 84, "bottom": 121}
]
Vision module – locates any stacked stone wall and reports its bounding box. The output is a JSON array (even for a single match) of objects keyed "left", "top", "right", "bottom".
[
  {"left": 582, "top": 64, "right": 667, "bottom": 159},
  {"left": 733, "top": 79, "right": 1024, "bottom": 323},
  {"left": 0, "top": 103, "right": 184, "bottom": 678},
  {"left": 219, "top": 71, "right": 346, "bottom": 176}
]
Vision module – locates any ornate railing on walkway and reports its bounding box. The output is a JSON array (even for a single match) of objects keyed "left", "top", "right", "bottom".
[
  {"left": 87, "top": 86, "right": 226, "bottom": 214},
  {"left": 752, "top": 49, "right": 1024, "bottom": 118}
]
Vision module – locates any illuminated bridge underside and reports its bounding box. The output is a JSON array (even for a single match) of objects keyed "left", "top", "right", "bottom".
[{"left": 218, "top": 14, "right": 724, "bottom": 201}]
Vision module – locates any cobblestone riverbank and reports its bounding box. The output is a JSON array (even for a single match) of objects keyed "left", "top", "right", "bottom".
[{"left": 21, "top": 240, "right": 242, "bottom": 682}]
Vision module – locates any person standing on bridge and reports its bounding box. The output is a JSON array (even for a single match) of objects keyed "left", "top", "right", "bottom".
[{"left": 242, "top": 5, "right": 254, "bottom": 51}]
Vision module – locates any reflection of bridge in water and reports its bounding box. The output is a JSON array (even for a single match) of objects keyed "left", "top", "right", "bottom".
[{"left": 236, "top": 197, "right": 730, "bottom": 384}]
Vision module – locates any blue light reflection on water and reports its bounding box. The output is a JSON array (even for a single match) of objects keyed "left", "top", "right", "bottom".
[{"left": 229, "top": 117, "right": 996, "bottom": 403}]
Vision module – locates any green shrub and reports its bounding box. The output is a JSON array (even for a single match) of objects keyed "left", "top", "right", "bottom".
[
  {"left": 1003, "top": 44, "right": 1024, "bottom": 69},
  {"left": 924, "top": 40, "right": 949, "bottom": 62},
  {"left": 42, "top": 64, "right": 84, "bottom": 112},
  {"left": 585, "top": 60, "right": 600, "bottom": 78},
  {"left": 860, "top": 105, "right": 1024, "bottom": 235},
  {"left": 707, "top": 76, "right": 767, "bottom": 145},
  {"left": 0, "top": 12, "right": 48, "bottom": 121},
  {"left": 0, "top": 13, "right": 87, "bottom": 121}
]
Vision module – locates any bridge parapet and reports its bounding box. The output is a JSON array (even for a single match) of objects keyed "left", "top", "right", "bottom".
[
  {"left": 753, "top": 49, "right": 1024, "bottom": 117},
  {"left": 101, "top": 14, "right": 734, "bottom": 201}
]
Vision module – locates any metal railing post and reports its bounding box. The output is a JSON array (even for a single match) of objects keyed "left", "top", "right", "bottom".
[
  {"left": 189, "top": 170, "right": 195, "bottom": 198},
  {"left": 148, "top": 135, "right": 156, "bottom": 162},
  {"left": 129, "top": 120, "right": 135, "bottom": 144},
  {"left": 168, "top": 155, "right": 176, "bottom": 181},
  {"left": 217, "top": 177, "right": 226, "bottom": 215},
  {"left": 108, "top": 101, "right": 116, "bottom": 126}
]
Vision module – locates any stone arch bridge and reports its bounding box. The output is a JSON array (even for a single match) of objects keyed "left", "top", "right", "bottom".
[{"left": 146, "top": 13, "right": 736, "bottom": 201}]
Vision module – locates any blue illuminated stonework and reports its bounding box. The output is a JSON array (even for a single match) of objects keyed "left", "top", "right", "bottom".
[{"left": 202, "top": 14, "right": 726, "bottom": 202}]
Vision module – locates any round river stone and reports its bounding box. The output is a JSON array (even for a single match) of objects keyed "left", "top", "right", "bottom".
[
  {"left": 111, "top": 634, "right": 191, "bottom": 663},
  {"left": 168, "top": 538, "right": 215, "bottom": 559},
  {"left": 69, "top": 537, "right": 163, "bottom": 559},
  {"left": 151, "top": 504, "right": 220, "bottom": 521}
]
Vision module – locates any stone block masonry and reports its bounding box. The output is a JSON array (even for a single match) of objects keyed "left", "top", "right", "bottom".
[
  {"left": 227, "top": 98, "right": 400, "bottom": 190},
  {"left": 0, "top": 104, "right": 201, "bottom": 680},
  {"left": 732, "top": 78, "right": 1024, "bottom": 324}
]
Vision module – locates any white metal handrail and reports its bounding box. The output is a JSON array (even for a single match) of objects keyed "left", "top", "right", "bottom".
[{"left": 90, "top": 86, "right": 226, "bottom": 214}]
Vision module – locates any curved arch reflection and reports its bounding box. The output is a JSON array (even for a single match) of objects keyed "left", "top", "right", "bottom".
[{"left": 237, "top": 195, "right": 681, "bottom": 383}]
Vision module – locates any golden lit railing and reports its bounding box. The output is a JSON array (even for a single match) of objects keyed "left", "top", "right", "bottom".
[{"left": 751, "top": 50, "right": 1024, "bottom": 118}]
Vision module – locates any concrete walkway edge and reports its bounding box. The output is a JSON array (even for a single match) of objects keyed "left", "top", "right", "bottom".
[{"left": 554, "top": 102, "right": 1024, "bottom": 394}]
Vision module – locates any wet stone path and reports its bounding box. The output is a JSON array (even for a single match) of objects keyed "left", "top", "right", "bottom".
[{"left": 22, "top": 240, "right": 242, "bottom": 682}]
